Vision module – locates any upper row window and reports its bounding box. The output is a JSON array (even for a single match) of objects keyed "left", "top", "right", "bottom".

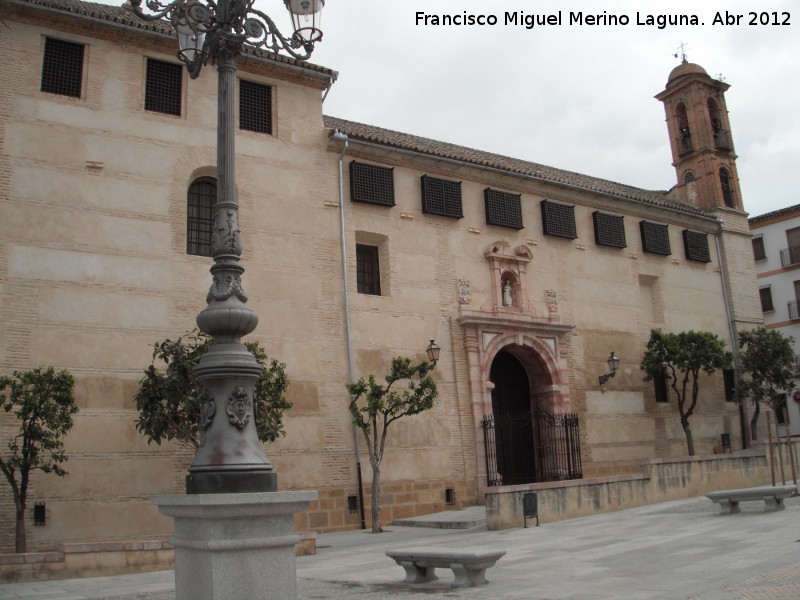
[
  {"left": 41, "top": 37, "right": 84, "bottom": 98},
  {"left": 485, "top": 189, "right": 523, "bottom": 230},
  {"left": 421, "top": 175, "right": 462, "bottom": 219},
  {"left": 593, "top": 211, "right": 626, "bottom": 248},
  {"left": 640, "top": 221, "right": 671, "bottom": 255},
  {"left": 41, "top": 37, "right": 272, "bottom": 131},
  {"left": 541, "top": 200, "right": 577, "bottom": 239}
]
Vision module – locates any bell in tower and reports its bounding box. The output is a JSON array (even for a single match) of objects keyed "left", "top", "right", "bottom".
[{"left": 656, "top": 57, "right": 742, "bottom": 212}]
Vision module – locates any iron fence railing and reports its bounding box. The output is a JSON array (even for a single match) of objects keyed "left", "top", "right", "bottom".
[
  {"left": 482, "top": 410, "right": 582, "bottom": 487},
  {"left": 779, "top": 246, "right": 800, "bottom": 267}
]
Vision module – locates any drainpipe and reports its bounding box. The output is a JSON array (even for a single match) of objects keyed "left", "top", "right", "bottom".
[
  {"left": 715, "top": 218, "right": 747, "bottom": 449},
  {"left": 332, "top": 130, "right": 366, "bottom": 528}
]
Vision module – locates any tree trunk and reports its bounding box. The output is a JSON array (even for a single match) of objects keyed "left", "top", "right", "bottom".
[
  {"left": 750, "top": 401, "right": 761, "bottom": 441},
  {"left": 15, "top": 507, "right": 26, "bottom": 553},
  {"left": 682, "top": 420, "right": 695, "bottom": 456},
  {"left": 370, "top": 464, "right": 382, "bottom": 533}
]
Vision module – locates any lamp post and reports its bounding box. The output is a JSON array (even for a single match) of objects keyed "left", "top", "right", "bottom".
[
  {"left": 130, "top": 0, "right": 324, "bottom": 495},
  {"left": 128, "top": 3, "right": 325, "bottom": 598}
]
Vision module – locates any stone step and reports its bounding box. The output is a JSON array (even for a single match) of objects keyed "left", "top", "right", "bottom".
[{"left": 391, "top": 506, "right": 486, "bottom": 530}]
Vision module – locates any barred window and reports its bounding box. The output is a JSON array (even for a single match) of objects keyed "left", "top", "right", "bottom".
[
  {"left": 683, "top": 230, "right": 711, "bottom": 263},
  {"left": 421, "top": 175, "right": 463, "bottom": 218},
  {"left": 239, "top": 80, "right": 272, "bottom": 134},
  {"left": 485, "top": 189, "right": 523, "bottom": 229},
  {"left": 593, "top": 212, "right": 626, "bottom": 248},
  {"left": 145, "top": 58, "right": 182, "bottom": 116},
  {"left": 41, "top": 37, "right": 84, "bottom": 98},
  {"left": 752, "top": 234, "right": 766, "bottom": 261},
  {"left": 350, "top": 162, "right": 395, "bottom": 207},
  {"left": 758, "top": 285, "right": 774, "bottom": 312},
  {"left": 654, "top": 370, "right": 669, "bottom": 403},
  {"left": 541, "top": 200, "right": 577, "bottom": 239},
  {"left": 187, "top": 177, "right": 217, "bottom": 256},
  {"left": 723, "top": 369, "right": 735, "bottom": 403},
  {"left": 640, "top": 221, "right": 671, "bottom": 255},
  {"left": 356, "top": 244, "right": 381, "bottom": 295}
]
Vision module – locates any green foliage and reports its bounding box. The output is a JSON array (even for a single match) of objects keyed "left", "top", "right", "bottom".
[
  {"left": 641, "top": 329, "right": 731, "bottom": 455},
  {"left": 134, "top": 331, "right": 291, "bottom": 449},
  {"left": 0, "top": 366, "right": 77, "bottom": 552},
  {"left": 347, "top": 356, "right": 438, "bottom": 532},
  {"left": 738, "top": 328, "right": 796, "bottom": 411}
]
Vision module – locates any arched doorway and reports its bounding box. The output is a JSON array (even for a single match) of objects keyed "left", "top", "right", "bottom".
[{"left": 489, "top": 349, "right": 536, "bottom": 485}]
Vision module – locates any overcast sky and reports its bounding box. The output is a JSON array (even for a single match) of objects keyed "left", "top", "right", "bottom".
[{"left": 302, "top": 0, "right": 799, "bottom": 218}]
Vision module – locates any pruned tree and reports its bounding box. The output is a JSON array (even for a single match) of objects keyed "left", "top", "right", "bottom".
[
  {"left": 738, "top": 328, "right": 796, "bottom": 439},
  {"left": 0, "top": 367, "right": 78, "bottom": 553},
  {"left": 347, "top": 356, "right": 438, "bottom": 533},
  {"left": 641, "top": 329, "right": 731, "bottom": 456},
  {"left": 134, "top": 330, "right": 290, "bottom": 449}
]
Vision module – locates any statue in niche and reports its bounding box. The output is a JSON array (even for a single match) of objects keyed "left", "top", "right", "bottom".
[{"left": 502, "top": 279, "right": 513, "bottom": 307}]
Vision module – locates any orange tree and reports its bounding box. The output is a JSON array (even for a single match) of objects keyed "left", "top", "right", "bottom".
[{"left": 347, "top": 357, "right": 437, "bottom": 533}]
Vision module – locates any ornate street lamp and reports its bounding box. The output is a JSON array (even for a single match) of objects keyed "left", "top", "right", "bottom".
[
  {"left": 130, "top": 0, "right": 325, "bottom": 495},
  {"left": 426, "top": 339, "right": 441, "bottom": 368},
  {"left": 599, "top": 352, "right": 620, "bottom": 386}
]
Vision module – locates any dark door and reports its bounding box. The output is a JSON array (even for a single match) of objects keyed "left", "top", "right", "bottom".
[{"left": 490, "top": 350, "right": 536, "bottom": 485}]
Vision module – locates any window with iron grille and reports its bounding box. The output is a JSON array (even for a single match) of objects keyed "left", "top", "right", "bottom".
[
  {"left": 41, "top": 37, "right": 84, "bottom": 98},
  {"left": 485, "top": 188, "right": 523, "bottom": 229},
  {"left": 683, "top": 230, "right": 711, "bottom": 263},
  {"left": 654, "top": 370, "right": 669, "bottom": 403},
  {"left": 421, "top": 175, "right": 463, "bottom": 218},
  {"left": 593, "top": 212, "right": 626, "bottom": 248},
  {"left": 356, "top": 244, "right": 381, "bottom": 295},
  {"left": 723, "top": 369, "right": 736, "bottom": 403},
  {"left": 752, "top": 234, "right": 766, "bottom": 261},
  {"left": 758, "top": 284, "right": 774, "bottom": 312},
  {"left": 349, "top": 162, "right": 395, "bottom": 207},
  {"left": 145, "top": 58, "right": 182, "bottom": 116},
  {"left": 640, "top": 221, "right": 671, "bottom": 255},
  {"left": 541, "top": 200, "right": 577, "bottom": 239},
  {"left": 187, "top": 177, "right": 217, "bottom": 256},
  {"left": 239, "top": 80, "right": 272, "bottom": 134}
]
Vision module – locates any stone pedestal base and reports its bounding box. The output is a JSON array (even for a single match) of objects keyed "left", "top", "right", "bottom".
[{"left": 152, "top": 491, "right": 318, "bottom": 600}]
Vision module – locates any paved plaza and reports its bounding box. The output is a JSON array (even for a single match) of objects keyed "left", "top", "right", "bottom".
[{"left": 1, "top": 493, "right": 798, "bottom": 599}]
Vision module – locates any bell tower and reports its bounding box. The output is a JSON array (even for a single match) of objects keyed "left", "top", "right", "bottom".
[{"left": 656, "top": 58, "right": 742, "bottom": 212}]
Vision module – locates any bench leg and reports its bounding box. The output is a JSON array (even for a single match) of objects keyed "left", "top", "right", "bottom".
[
  {"left": 397, "top": 560, "right": 437, "bottom": 584},
  {"left": 718, "top": 499, "right": 740, "bottom": 514},
  {"left": 763, "top": 496, "right": 785, "bottom": 511},
  {"left": 450, "top": 564, "right": 487, "bottom": 588}
]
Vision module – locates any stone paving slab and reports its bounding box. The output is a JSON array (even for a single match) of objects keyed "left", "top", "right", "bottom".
[{"left": 1, "top": 493, "right": 798, "bottom": 599}]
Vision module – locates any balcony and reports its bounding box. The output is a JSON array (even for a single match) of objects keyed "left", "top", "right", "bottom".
[
  {"left": 789, "top": 300, "right": 800, "bottom": 320},
  {"left": 779, "top": 246, "right": 800, "bottom": 267},
  {"left": 677, "top": 133, "right": 693, "bottom": 156}
]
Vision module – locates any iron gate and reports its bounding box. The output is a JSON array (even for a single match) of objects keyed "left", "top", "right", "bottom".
[{"left": 482, "top": 410, "right": 582, "bottom": 487}]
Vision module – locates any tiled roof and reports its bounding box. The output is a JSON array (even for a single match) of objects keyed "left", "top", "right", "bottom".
[
  {"left": 324, "top": 116, "right": 711, "bottom": 218},
  {"left": 10, "top": 0, "right": 337, "bottom": 79},
  {"left": 749, "top": 203, "right": 800, "bottom": 224}
]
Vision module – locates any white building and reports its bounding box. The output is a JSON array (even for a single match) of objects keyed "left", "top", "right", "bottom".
[{"left": 749, "top": 205, "right": 800, "bottom": 435}]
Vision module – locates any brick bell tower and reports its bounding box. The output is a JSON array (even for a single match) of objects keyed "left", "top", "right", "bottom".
[{"left": 656, "top": 57, "right": 743, "bottom": 212}]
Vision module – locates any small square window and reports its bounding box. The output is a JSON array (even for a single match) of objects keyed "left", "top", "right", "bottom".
[
  {"left": 145, "top": 58, "right": 182, "bottom": 116},
  {"left": 356, "top": 244, "right": 381, "bottom": 295},
  {"left": 41, "top": 37, "right": 84, "bottom": 98},
  {"left": 640, "top": 221, "right": 671, "bottom": 256},
  {"left": 485, "top": 189, "right": 523, "bottom": 229},
  {"left": 683, "top": 230, "right": 711, "bottom": 263},
  {"left": 593, "top": 212, "right": 626, "bottom": 248},
  {"left": 239, "top": 80, "right": 272, "bottom": 134},
  {"left": 541, "top": 200, "right": 577, "bottom": 239},
  {"left": 350, "top": 162, "right": 395, "bottom": 207},
  {"left": 421, "top": 175, "right": 462, "bottom": 218}
]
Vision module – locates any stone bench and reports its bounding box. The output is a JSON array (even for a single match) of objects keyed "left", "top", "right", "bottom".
[
  {"left": 706, "top": 485, "right": 797, "bottom": 514},
  {"left": 386, "top": 547, "right": 505, "bottom": 588}
]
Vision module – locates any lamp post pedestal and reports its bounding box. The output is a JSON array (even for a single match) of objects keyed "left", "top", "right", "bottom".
[{"left": 153, "top": 491, "right": 318, "bottom": 600}]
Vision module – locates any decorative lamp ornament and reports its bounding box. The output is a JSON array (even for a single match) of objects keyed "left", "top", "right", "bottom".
[
  {"left": 426, "top": 339, "right": 441, "bottom": 367},
  {"left": 284, "top": 0, "right": 324, "bottom": 43},
  {"left": 599, "top": 351, "right": 620, "bottom": 386}
]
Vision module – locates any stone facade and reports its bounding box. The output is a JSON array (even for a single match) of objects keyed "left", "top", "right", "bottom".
[{"left": 0, "top": 0, "right": 763, "bottom": 556}]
